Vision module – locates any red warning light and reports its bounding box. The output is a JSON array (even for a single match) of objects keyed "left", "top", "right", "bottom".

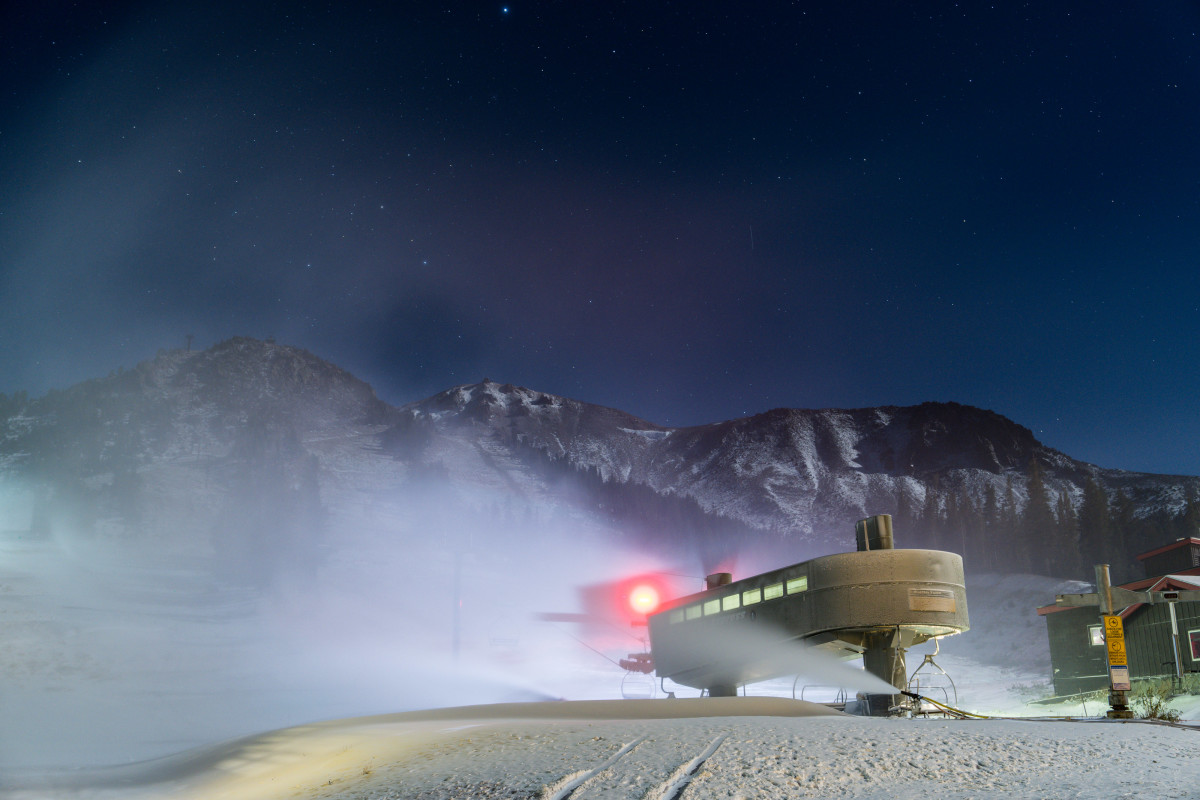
[
  {"left": 567, "top": 572, "right": 678, "bottom": 635},
  {"left": 628, "top": 583, "right": 660, "bottom": 615}
]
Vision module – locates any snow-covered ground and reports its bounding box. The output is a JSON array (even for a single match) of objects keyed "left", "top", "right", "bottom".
[
  {"left": 3, "top": 537, "right": 1199, "bottom": 798},
  {"left": 6, "top": 700, "right": 1200, "bottom": 800}
]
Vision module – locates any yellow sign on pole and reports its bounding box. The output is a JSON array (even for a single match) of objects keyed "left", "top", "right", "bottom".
[{"left": 1104, "top": 614, "right": 1129, "bottom": 670}]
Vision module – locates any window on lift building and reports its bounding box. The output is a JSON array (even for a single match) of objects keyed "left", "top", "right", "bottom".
[
  {"left": 1089, "top": 625, "right": 1105, "bottom": 647},
  {"left": 786, "top": 576, "right": 808, "bottom": 594},
  {"left": 1190, "top": 629, "right": 1200, "bottom": 661}
]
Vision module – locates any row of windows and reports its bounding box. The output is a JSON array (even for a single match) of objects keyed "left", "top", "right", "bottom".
[{"left": 666, "top": 575, "right": 808, "bottom": 624}]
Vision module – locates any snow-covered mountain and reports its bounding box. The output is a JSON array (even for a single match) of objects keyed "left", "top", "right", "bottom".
[
  {"left": 395, "top": 369, "right": 1200, "bottom": 576},
  {"left": 1, "top": 337, "right": 1196, "bottom": 579},
  {"left": 405, "top": 385, "right": 1056, "bottom": 534}
]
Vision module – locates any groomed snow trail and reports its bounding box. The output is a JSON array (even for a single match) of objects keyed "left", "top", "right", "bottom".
[
  {"left": 5, "top": 703, "right": 1199, "bottom": 799},
  {"left": 281, "top": 716, "right": 1199, "bottom": 800}
]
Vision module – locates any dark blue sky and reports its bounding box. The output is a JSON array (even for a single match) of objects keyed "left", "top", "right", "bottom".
[{"left": 2, "top": 1, "right": 1198, "bottom": 475}]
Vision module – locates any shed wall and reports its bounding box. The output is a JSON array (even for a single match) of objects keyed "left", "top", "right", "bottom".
[
  {"left": 1140, "top": 546, "right": 1200, "bottom": 578},
  {"left": 1045, "top": 601, "right": 1200, "bottom": 697},
  {"left": 1045, "top": 608, "right": 1108, "bottom": 696},
  {"left": 1125, "top": 601, "right": 1200, "bottom": 680}
]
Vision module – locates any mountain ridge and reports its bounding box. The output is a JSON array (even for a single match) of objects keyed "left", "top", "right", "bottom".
[{"left": 1, "top": 338, "right": 1196, "bottom": 582}]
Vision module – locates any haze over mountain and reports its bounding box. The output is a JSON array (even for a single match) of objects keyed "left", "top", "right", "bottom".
[{"left": 2, "top": 338, "right": 1196, "bottom": 584}]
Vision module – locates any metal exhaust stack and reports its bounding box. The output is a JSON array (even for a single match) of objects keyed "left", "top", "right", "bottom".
[
  {"left": 855, "top": 514, "right": 894, "bottom": 552},
  {"left": 705, "top": 572, "right": 733, "bottom": 590}
]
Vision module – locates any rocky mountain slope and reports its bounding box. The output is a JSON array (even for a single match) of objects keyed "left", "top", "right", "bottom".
[
  {"left": 1, "top": 338, "right": 1196, "bottom": 580},
  {"left": 403, "top": 377, "right": 1200, "bottom": 575}
]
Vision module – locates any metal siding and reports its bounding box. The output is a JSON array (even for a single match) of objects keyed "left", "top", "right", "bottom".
[
  {"left": 1170, "top": 601, "right": 1200, "bottom": 673},
  {"left": 1127, "top": 606, "right": 1167, "bottom": 680},
  {"left": 1185, "top": 603, "right": 1200, "bottom": 669},
  {"left": 1141, "top": 549, "right": 1197, "bottom": 577},
  {"left": 1045, "top": 608, "right": 1108, "bottom": 696},
  {"left": 1122, "top": 601, "right": 1200, "bottom": 681}
]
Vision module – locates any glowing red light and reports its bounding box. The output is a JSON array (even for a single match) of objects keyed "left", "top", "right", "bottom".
[{"left": 628, "top": 583, "right": 660, "bottom": 615}]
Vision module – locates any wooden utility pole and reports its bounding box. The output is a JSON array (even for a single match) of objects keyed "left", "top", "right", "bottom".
[{"left": 1095, "top": 565, "right": 1132, "bottom": 718}]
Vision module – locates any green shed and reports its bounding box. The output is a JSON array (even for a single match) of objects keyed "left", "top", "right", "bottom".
[{"left": 1037, "top": 538, "right": 1200, "bottom": 697}]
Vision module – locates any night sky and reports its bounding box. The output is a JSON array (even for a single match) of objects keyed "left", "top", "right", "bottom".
[{"left": 3, "top": 2, "right": 1198, "bottom": 475}]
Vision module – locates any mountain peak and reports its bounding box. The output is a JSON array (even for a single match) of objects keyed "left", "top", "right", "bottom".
[
  {"left": 134, "top": 337, "right": 392, "bottom": 427},
  {"left": 406, "top": 379, "right": 662, "bottom": 432}
]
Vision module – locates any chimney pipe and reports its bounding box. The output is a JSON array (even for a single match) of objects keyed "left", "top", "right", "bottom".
[
  {"left": 706, "top": 572, "right": 733, "bottom": 590},
  {"left": 856, "top": 514, "right": 894, "bottom": 552}
]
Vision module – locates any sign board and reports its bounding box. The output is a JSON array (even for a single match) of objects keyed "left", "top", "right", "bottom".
[
  {"left": 1107, "top": 637, "right": 1127, "bottom": 666},
  {"left": 908, "top": 587, "right": 956, "bottom": 612},
  {"left": 1109, "top": 665, "right": 1131, "bottom": 692},
  {"left": 1103, "top": 615, "right": 1127, "bottom": 666}
]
